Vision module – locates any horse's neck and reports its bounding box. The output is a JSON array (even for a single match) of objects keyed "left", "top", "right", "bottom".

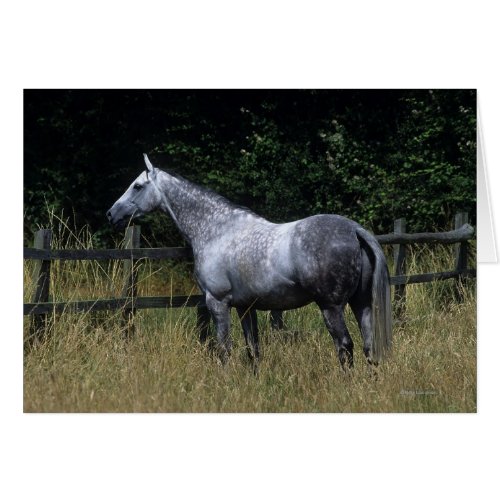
[{"left": 157, "top": 170, "right": 260, "bottom": 245}]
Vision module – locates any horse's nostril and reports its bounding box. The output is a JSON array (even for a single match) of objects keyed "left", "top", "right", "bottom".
[{"left": 106, "top": 211, "right": 111, "bottom": 219}]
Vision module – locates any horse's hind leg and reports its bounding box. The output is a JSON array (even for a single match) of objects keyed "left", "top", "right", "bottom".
[
  {"left": 320, "top": 305, "right": 354, "bottom": 369},
  {"left": 270, "top": 310, "right": 284, "bottom": 330},
  {"left": 348, "top": 247, "right": 376, "bottom": 365},
  {"left": 237, "top": 306, "right": 260, "bottom": 368},
  {"left": 205, "top": 292, "right": 232, "bottom": 363},
  {"left": 349, "top": 298, "right": 375, "bottom": 365}
]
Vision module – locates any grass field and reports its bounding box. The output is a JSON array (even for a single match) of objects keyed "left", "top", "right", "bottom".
[{"left": 23, "top": 219, "right": 476, "bottom": 413}]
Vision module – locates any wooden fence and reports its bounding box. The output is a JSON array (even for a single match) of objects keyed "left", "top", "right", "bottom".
[{"left": 24, "top": 212, "right": 475, "bottom": 339}]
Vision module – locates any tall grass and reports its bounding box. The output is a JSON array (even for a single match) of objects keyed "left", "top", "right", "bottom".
[{"left": 24, "top": 216, "right": 476, "bottom": 412}]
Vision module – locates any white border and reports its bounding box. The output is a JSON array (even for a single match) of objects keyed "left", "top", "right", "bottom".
[{"left": 4, "top": 2, "right": 499, "bottom": 499}]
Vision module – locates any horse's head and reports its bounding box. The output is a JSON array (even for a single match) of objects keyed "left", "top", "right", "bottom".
[{"left": 107, "top": 154, "right": 162, "bottom": 229}]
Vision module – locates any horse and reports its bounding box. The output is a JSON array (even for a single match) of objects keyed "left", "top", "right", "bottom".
[{"left": 107, "top": 154, "right": 392, "bottom": 369}]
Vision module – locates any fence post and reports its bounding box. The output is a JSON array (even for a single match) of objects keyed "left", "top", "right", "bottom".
[
  {"left": 393, "top": 218, "right": 407, "bottom": 315},
  {"left": 454, "top": 212, "right": 469, "bottom": 301},
  {"left": 121, "top": 225, "right": 141, "bottom": 337},
  {"left": 29, "top": 229, "right": 53, "bottom": 343}
]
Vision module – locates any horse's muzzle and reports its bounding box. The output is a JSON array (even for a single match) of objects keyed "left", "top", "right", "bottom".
[{"left": 107, "top": 208, "right": 127, "bottom": 229}]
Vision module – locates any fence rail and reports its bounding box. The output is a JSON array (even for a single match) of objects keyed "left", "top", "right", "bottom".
[
  {"left": 376, "top": 223, "right": 474, "bottom": 245},
  {"left": 24, "top": 213, "right": 475, "bottom": 340},
  {"left": 24, "top": 294, "right": 205, "bottom": 316},
  {"left": 23, "top": 247, "right": 193, "bottom": 261}
]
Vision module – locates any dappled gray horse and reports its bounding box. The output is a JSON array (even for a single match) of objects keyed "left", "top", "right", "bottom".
[{"left": 107, "top": 155, "right": 392, "bottom": 368}]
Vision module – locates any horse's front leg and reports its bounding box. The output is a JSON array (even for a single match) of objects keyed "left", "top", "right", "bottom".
[{"left": 205, "top": 292, "right": 232, "bottom": 363}]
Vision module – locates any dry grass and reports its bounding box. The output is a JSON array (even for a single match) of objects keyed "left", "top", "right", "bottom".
[{"left": 24, "top": 217, "right": 476, "bottom": 413}]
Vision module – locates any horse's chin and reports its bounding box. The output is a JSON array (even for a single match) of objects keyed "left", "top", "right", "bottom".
[{"left": 112, "top": 218, "right": 130, "bottom": 230}]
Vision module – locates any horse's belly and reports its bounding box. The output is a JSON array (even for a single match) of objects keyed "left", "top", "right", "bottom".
[
  {"left": 231, "top": 280, "right": 313, "bottom": 311},
  {"left": 255, "top": 291, "right": 314, "bottom": 311}
]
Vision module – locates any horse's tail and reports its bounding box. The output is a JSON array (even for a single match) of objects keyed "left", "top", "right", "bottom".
[{"left": 355, "top": 227, "right": 393, "bottom": 362}]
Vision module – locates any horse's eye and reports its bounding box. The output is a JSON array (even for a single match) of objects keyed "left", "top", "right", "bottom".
[{"left": 133, "top": 183, "right": 143, "bottom": 191}]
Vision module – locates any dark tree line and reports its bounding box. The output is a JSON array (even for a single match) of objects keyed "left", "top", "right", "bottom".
[{"left": 24, "top": 89, "right": 476, "bottom": 247}]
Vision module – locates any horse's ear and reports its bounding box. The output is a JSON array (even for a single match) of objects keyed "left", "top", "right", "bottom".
[{"left": 143, "top": 153, "right": 157, "bottom": 179}]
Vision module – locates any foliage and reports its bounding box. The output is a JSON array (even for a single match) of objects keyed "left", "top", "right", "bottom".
[{"left": 24, "top": 90, "right": 476, "bottom": 246}]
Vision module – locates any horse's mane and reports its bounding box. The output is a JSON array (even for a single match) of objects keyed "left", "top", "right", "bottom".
[{"left": 158, "top": 168, "right": 259, "bottom": 217}]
